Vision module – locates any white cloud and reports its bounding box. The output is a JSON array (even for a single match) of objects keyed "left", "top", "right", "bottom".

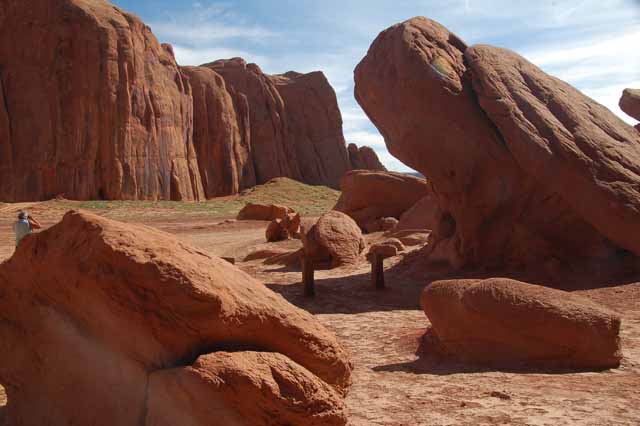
[
  {"left": 344, "top": 130, "right": 387, "bottom": 149},
  {"left": 520, "top": 28, "right": 640, "bottom": 125},
  {"left": 172, "top": 45, "right": 270, "bottom": 67},
  {"left": 523, "top": 30, "right": 640, "bottom": 69},
  {"left": 149, "top": 22, "right": 278, "bottom": 45}
]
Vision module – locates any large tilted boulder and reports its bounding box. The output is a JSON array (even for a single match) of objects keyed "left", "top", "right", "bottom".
[
  {"left": 421, "top": 278, "right": 622, "bottom": 369},
  {"left": 355, "top": 17, "right": 640, "bottom": 270},
  {"left": 181, "top": 66, "right": 256, "bottom": 197},
  {"left": 0, "top": 211, "right": 351, "bottom": 425},
  {"left": 302, "top": 211, "right": 366, "bottom": 266},
  {"left": 334, "top": 170, "right": 429, "bottom": 230},
  {"left": 619, "top": 88, "right": 640, "bottom": 122},
  {"left": 348, "top": 143, "right": 387, "bottom": 171},
  {"left": 0, "top": 0, "right": 204, "bottom": 202}
]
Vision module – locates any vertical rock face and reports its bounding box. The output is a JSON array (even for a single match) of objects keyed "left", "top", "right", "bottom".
[
  {"left": 355, "top": 17, "right": 640, "bottom": 270},
  {"left": 0, "top": 0, "right": 204, "bottom": 202},
  {"left": 181, "top": 66, "right": 256, "bottom": 197},
  {"left": 271, "top": 71, "right": 352, "bottom": 188},
  {"left": 348, "top": 143, "right": 387, "bottom": 171},
  {"left": 0, "top": 0, "right": 385, "bottom": 201},
  {"left": 205, "top": 59, "right": 303, "bottom": 185}
]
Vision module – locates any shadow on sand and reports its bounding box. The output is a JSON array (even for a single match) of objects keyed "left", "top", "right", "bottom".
[
  {"left": 372, "top": 328, "right": 618, "bottom": 376},
  {"left": 264, "top": 257, "right": 640, "bottom": 316}
]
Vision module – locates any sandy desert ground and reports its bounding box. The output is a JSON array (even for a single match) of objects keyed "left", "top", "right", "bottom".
[{"left": 0, "top": 199, "right": 639, "bottom": 426}]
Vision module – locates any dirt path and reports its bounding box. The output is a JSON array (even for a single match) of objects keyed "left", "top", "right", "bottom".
[{"left": 0, "top": 207, "right": 639, "bottom": 425}]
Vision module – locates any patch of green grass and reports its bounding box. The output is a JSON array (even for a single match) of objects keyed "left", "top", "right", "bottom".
[{"left": 60, "top": 178, "right": 340, "bottom": 219}]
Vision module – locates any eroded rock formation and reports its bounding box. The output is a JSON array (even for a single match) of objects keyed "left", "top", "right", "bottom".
[
  {"left": 272, "top": 71, "right": 353, "bottom": 188},
  {"left": 181, "top": 66, "right": 256, "bottom": 197},
  {"left": 205, "top": 59, "right": 303, "bottom": 185},
  {"left": 421, "top": 278, "right": 622, "bottom": 369},
  {"left": 0, "top": 0, "right": 384, "bottom": 202},
  {"left": 0, "top": 211, "right": 352, "bottom": 425},
  {"left": 0, "top": 0, "right": 204, "bottom": 202},
  {"left": 355, "top": 17, "right": 640, "bottom": 271},
  {"left": 348, "top": 143, "right": 387, "bottom": 171}
]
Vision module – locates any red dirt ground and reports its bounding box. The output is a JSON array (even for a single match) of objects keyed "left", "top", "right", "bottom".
[{"left": 1, "top": 201, "right": 638, "bottom": 425}]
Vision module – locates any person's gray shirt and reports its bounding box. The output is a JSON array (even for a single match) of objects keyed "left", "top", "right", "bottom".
[{"left": 14, "top": 219, "right": 32, "bottom": 247}]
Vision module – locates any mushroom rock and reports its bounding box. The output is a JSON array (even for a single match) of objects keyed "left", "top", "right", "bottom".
[
  {"left": 348, "top": 143, "right": 387, "bottom": 171},
  {"left": 0, "top": 211, "right": 352, "bottom": 425},
  {"left": 355, "top": 17, "right": 640, "bottom": 270},
  {"left": 302, "top": 211, "right": 366, "bottom": 266},
  {"left": 204, "top": 58, "right": 303, "bottom": 185},
  {"left": 0, "top": 0, "right": 204, "bottom": 202},
  {"left": 421, "top": 278, "right": 622, "bottom": 369},
  {"left": 270, "top": 71, "right": 352, "bottom": 189},
  {"left": 619, "top": 88, "right": 640, "bottom": 122},
  {"left": 368, "top": 238, "right": 405, "bottom": 260},
  {"left": 334, "top": 170, "right": 429, "bottom": 229},
  {"left": 181, "top": 66, "right": 256, "bottom": 197}
]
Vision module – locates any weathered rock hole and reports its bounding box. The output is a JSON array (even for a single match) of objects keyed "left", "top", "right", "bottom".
[{"left": 173, "top": 342, "right": 269, "bottom": 368}]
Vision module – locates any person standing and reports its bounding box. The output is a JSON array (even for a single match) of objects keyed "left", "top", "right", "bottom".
[{"left": 14, "top": 210, "right": 41, "bottom": 248}]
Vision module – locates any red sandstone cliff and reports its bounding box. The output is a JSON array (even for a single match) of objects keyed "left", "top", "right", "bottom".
[
  {"left": 0, "top": 0, "right": 204, "bottom": 202},
  {"left": 0, "top": 0, "right": 385, "bottom": 201}
]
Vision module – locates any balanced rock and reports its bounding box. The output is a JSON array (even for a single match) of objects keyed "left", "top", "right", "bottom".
[
  {"left": 0, "top": 0, "right": 204, "bottom": 202},
  {"left": 348, "top": 143, "right": 387, "bottom": 171},
  {"left": 0, "top": 211, "right": 351, "bottom": 425},
  {"left": 368, "top": 238, "right": 405, "bottom": 259},
  {"left": 421, "top": 278, "right": 622, "bottom": 369},
  {"left": 237, "top": 203, "right": 294, "bottom": 221},
  {"left": 334, "top": 170, "right": 429, "bottom": 229},
  {"left": 619, "top": 88, "right": 640, "bottom": 122},
  {"left": 355, "top": 17, "right": 640, "bottom": 270},
  {"left": 302, "top": 211, "right": 366, "bottom": 266}
]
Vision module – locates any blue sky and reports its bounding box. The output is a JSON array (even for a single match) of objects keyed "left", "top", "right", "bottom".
[{"left": 112, "top": 0, "right": 640, "bottom": 172}]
